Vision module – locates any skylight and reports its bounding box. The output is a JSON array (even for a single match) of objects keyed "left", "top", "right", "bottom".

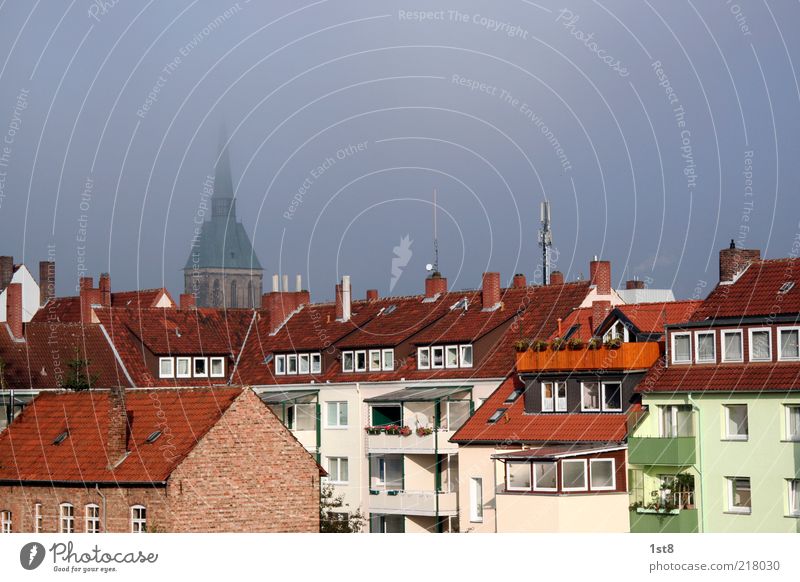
[
  {"left": 52, "top": 431, "right": 69, "bottom": 445},
  {"left": 779, "top": 282, "right": 795, "bottom": 294},
  {"left": 451, "top": 297, "right": 469, "bottom": 311},
  {"left": 383, "top": 305, "right": 397, "bottom": 315},
  {"left": 263, "top": 353, "right": 274, "bottom": 365},
  {"left": 145, "top": 431, "right": 162, "bottom": 444},
  {"left": 487, "top": 408, "right": 508, "bottom": 424},
  {"left": 504, "top": 389, "right": 524, "bottom": 404}
]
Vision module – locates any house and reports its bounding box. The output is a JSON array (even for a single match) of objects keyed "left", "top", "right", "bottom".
[
  {"left": 0, "top": 386, "right": 322, "bottom": 532},
  {"left": 0, "top": 256, "right": 49, "bottom": 323},
  {"left": 628, "top": 244, "right": 800, "bottom": 533}
]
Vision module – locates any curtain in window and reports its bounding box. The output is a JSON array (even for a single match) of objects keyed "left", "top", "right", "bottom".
[
  {"left": 724, "top": 333, "right": 742, "bottom": 360},
  {"left": 781, "top": 330, "right": 799, "bottom": 359},
  {"left": 751, "top": 331, "right": 770, "bottom": 359}
]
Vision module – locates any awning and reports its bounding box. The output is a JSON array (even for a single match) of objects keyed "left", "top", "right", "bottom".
[
  {"left": 258, "top": 390, "right": 319, "bottom": 404},
  {"left": 365, "top": 386, "right": 472, "bottom": 403},
  {"left": 491, "top": 443, "right": 625, "bottom": 461}
]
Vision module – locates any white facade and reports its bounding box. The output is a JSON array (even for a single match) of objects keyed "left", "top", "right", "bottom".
[{"left": 0, "top": 265, "right": 41, "bottom": 323}]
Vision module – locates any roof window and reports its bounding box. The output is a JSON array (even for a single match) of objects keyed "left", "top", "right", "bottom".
[
  {"left": 779, "top": 282, "right": 796, "bottom": 294},
  {"left": 145, "top": 431, "right": 162, "bottom": 444},
  {"left": 53, "top": 431, "right": 69, "bottom": 445},
  {"left": 487, "top": 408, "right": 508, "bottom": 424}
]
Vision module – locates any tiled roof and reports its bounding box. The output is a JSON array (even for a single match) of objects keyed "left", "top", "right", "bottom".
[
  {"left": 638, "top": 358, "right": 800, "bottom": 393},
  {"left": 110, "top": 289, "right": 174, "bottom": 309},
  {"left": 31, "top": 289, "right": 175, "bottom": 323},
  {"left": 616, "top": 300, "right": 702, "bottom": 334},
  {"left": 693, "top": 258, "right": 800, "bottom": 320},
  {"left": 0, "top": 387, "right": 241, "bottom": 483},
  {"left": 450, "top": 377, "right": 629, "bottom": 444}
]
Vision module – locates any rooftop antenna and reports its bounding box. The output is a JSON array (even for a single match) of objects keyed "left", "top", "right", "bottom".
[
  {"left": 539, "top": 200, "right": 553, "bottom": 284},
  {"left": 427, "top": 188, "right": 440, "bottom": 275}
]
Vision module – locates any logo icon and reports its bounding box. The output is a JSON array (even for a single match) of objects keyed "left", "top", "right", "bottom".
[
  {"left": 390, "top": 235, "right": 413, "bottom": 292},
  {"left": 20, "top": 542, "right": 46, "bottom": 570}
]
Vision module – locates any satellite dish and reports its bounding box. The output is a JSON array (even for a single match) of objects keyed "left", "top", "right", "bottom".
[{"left": 425, "top": 263, "right": 434, "bottom": 272}]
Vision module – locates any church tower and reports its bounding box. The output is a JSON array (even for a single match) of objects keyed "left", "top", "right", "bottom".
[{"left": 184, "top": 128, "right": 263, "bottom": 308}]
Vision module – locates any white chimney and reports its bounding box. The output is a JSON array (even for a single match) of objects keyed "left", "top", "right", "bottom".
[
  {"left": 282, "top": 274, "right": 289, "bottom": 292},
  {"left": 295, "top": 274, "right": 302, "bottom": 292},
  {"left": 341, "top": 275, "right": 352, "bottom": 322},
  {"left": 272, "top": 274, "right": 280, "bottom": 292}
]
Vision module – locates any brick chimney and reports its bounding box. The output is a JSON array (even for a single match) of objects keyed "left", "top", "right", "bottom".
[
  {"left": 334, "top": 283, "right": 343, "bottom": 321},
  {"left": 79, "top": 277, "right": 101, "bottom": 324},
  {"left": 626, "top": 278, "right": 645, "bottom": 290},
  {"left": 589, "top": 258, "right": 611, "bottom": 296},
  {"left": 482, "top": 272, "right": 501, "bottom": 310},
  {"left": 719, "top": 240, "right": 760, "bottom": 283},
  {"left": 6, "top": 282, "right": 23, "bottom": 340},
  {"left": 590, "top": 300, "right": 611, "bottom": 335},
  {"left": 425, "top": 273, "right": 448, "bottom": 298},
  {"left": 550, "top": 271, "right": 564, "bottom": 285},
  {"left": 0, "top": 256, "right": 13, "bottom": 290},
  {"left": 180, "top": 293, "right": 196, "bottom": 309},
  {"left": 512, "top": 274, "right": 527, "bottom": 289},
  {"left": 99, "top": 273, "right": 111, "bottom": 307},
  {"left": 366, "top": 289, "right": 379, "bottom": 301},
  {"left": 107, "top": 385, "right": 129, "bottom": 467},
  {"left": 39, "top": 260, "right": 55, "bottom": 306}
]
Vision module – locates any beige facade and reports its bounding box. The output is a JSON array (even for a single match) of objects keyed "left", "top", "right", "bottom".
[{"left": 495, "top": 492, "right": 630, "bottom": 532}]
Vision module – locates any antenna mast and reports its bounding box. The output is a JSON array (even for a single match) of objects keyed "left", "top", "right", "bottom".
[
  {"left": 433, "top": 188, "right": 439, "bottom": 274},
  {"left": 539, "top": 201, "right": 553, "bottom": 284}
]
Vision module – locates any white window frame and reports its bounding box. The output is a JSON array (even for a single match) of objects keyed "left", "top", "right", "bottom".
[
  {"left": 0, "top": 510, "right": 11, "bottom": 533},
  {"left": 469, "top": 477, "right": 484, "bottom": 522},
  {"left": 34, "top": 502, "right": 42, "bottom": 533},
  {"left": 505, "top": 461, "right": 532, "bottom": 491},
  {"left": 287, "top": 354, "right": 298, "bottom": 375},
  {"left": 355, "top": 350, "right": 367, "bottom": 372},
  {"left": 209, "top": 357, "right": 225, "bottom": 378},
  {"left": 176, "top": 357, "right": 191, "bottom": 378},
  {"left": 555, "top": 382, "right": 567, "bottom": 412},
  {"left": 721, "top": 329, "right": 744, "bottom": 363},
  {"left": 785, "top": 404, "right": 800, "bottom": 441},
  {"left": 369, "top": 349, "right": 382, "bottom": 372},
  {"left": 445, "top": 345, "right": 459, "bottom": 369},
  {"left": 158, "top": 357, "right": 174, "bottom": 378},
  {"left": 299, "top": 353, "right": 310, "bottom": 375},
  {"left": 192, "top": 357, "right": 208, "bottom": 378},
  {"left": 460, "top": 344, "right": 474, "bottom": 368},
  {"left": 541, "top": 382, "right": 555, "bottom": 412},
  {"left": 671, "top": 332, "right": 692, "bottom": 364},
  {"left": 789, "top": 479, "right": 800, "bottom": 517},
  {"left": 726, "top": 477, "right": 752, "bottom": 514},
  {"left": 561, "top": 459, "right": 588, "bottom": 492},
  {"left": 694, "top": 330, "right": 717, "bottom": 364},
  {"left": 311, "top": 353, "right": 322, "bottom": 374},
  {"left": 381, "top": 349, "right": 394, "bottom": 371},
  {"left": 417, "top": 347, "right": 430, "bottom": 369},
  {"left": 589, "top": 458, "right": 616, "bottom": 491},
  {"left": 580, "top": 382, "right": 601, "bottom": 412},
  {"left": 724, "top": 404, "right": 749, "bottom": 441},
  {"left": 326, "top": 401, "right": 348, "bottom": 429},
  {"left": 59, "top": 503, "right": 74, "bottom": 533},
  {"left": 601, "top": 382, "right": 623, "bottom": 412},
  {"left": 85, "top": 504, "right": 100, "bottom": 533},
  {"left": 431, "top": 346, "right": 444, "bottom": 369},
  {"left": 532, "top": 462, "right": 558, "bottom": 492},
  {"left": 342, "top": 351, "right": 354, "bottom": 373},
  {"left": 326, "top": 457, "right": 349, "bottom": 484},
  {"left": 748, "top": 327, "right": 772, "bottom": 362},
  {"left": 778, "top": 326, "right": 800, "bottom": 361},
  {"left": 274, "top": 354, "right": 286, "bottom": 375},
  {"left": 131, "top": 505, "right": 147, "bottom": 533}
]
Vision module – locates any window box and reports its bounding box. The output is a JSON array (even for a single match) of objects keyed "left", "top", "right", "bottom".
[
  {"left": 365, "top": 427, "right": 383, "bottom": 435},
  {"left": 398, "top": 426, "right": 412, "bottom": 437},
  {"left": 369, "top": 489, "right": 380, "bottom": 495},
  {"left": 416, "top": 426, "right": 433, "bottom": 437},
  {"left": 386, "top": 490, "right": 400, "bottom": 496}
]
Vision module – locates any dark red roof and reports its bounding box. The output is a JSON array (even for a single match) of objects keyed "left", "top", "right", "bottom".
[
  {"left": 0, "top": 387, "right": 241, "bottom": 483},
  {"left": 638, "top": 358, "right": 800, "bottom": 393},
  {"left": 616, "top": 300, "right": 702, "bottom": 334},
  {"left": 111, "top": 288, "right": 175, "bottom": 309},
  {"left": 31, "top": 289, "right": 175, "bottom": 323}
]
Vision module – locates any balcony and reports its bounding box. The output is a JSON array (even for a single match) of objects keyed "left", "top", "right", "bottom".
[
  {"left": 628, "top": 437, "right": 696, "bottom": 466},
  {"left": 629, "top": 508, "right": 698, "bottom": 533},
  {"left": 368, "top": 490, "right": 458, "bottom": 517},
  {"left": 366, "top": 430, "right": 458, "bottom": 454},
  {"left": 516, "top": 342, "right": 661, "bottom": 372}
]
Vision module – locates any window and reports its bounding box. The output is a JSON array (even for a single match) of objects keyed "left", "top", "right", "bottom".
[
  {"left": 342, "top": 351, "right": 354, "bottom": 373},
  {"left": 210, "top": 357, "right": 225, "bottom": 378},
  {"left": 604, "top": 320, "right": 628, "bottom": 343},
  {"left": 785, "top": 405, "right": 800, "bottom": 441},
  {"left": 445, "top": 345, "right": 459, "bottom": 368},
  {"left": 326, "top": 402, "right": 348, "bottom": 428},
  {"left": 749, "top": 328, "right": 772, "bottom": 362},
  {"left": 431, "top": 346, "right": 444, "bottom": 368},
  {"left": 779, "top": 328, "right": 800, "bottom": 361},
  {"left": 506, "top": 462, "right": 532, "bottom": 491},
  {"left": 311, "top": 353, "right": 322, "bottom": 374},
  {"left": 695, "top": 331, "right": 716, "bottom": 363},
  {"left": 590, "top": 459, "right": 616, "bottom": 490},
  {"left": 85, "top": 504, "right": 100, "bottom": 533},
  {"left": 672, "top": 332, "right": 691, "bottom": 364},
  {"left": 562, "top": 459, "right": 588, "bottom": 491},
  {"left": 533, "top": 462, "right": 557, "bottom": 491},
  {"left": 460, "top": 345, "right": 474, "bottom": 368},
  {"left": 789, "top": 479, "right": 800, "bottom": 517},
  {"left": 727, "top": 477, "right": 751, "bottom": 514},
  {"left": 176, "top": 357, "right": 191, "bottom": 378},
  {"left": 660, "top": 405, "right": 694, "bottom": 437},
  {"left": 722, "top": 330, "right": 743, "bottom": 362},
  {"left": 131, "top": 505, "right": 147, "bottom": 533},
  {"left": 158, "top": 357, "right": 174, "bottom": 378},
  {"left": 724, "top": 404, "right": 749, "bottom": 440},
  {"left": 34, "top": 503, "right": 42, "bottom": 533},
  {"left": 542, "top": 383, "right": 554, "bottom": 412},
  {"left": 274, "top": 355, "right": 286, "bottom": 375},
  {"left": 355, "top": 351, "right": 367, "bottom": 372},
  {"left": 581, "top": 382, "right": 600, "bottom": 411},
  {"left": 602, "top": 383, "right": 622, "bottom": 411},
  {"left": 296, "top": 353, "right": 309, "bottom": 375},
  {"left": 369, "top": 350, "right": 381, "bottom": 371},
  {"left": 327, "top": 457, "right": 349, "bottom": 483},
  {"left": 417, "top": 347, "right": 430, "bottom": 369},
  {"left": 287, "top": 354, "right": 298, "bottom": 374},
  {"left": 193, "top": 357, "right": 207, "bottom": 377},
  {"left": 469, "top": 478, "right": 483, "bottom": 522},
  {"left": 60, "top": 503, "right": 74, "bottom": 533},
  {"left": 541, "top": 382, "right": 567, "bottom": 412},
  {"left": 0, "top": 510, "right": 10, "bottom": 533},
  {"left": 381, "top": 349, "right": 394, "bottom": 371},
  {"left": 487, "top": 408, "right": 507, "bottom": 424}
]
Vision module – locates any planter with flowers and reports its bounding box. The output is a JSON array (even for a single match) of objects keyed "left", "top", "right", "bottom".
[
  {"left": 416, "top": 427, "right": 433, "bottom": 437},
  {"left": 398, "top": 426, "right": 412, "bottom": 437}
]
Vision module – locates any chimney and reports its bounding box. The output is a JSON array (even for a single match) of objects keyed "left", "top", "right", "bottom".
[
  {"left": 282, "top": 274, "right": 289, "bottom": 293},
  {"left": 295, "top": 275, "right": 302, "bottom": 292},
  {"left": 366, "top": 289, "right": 379, "bottom": 301},
  {"left": 550, "top": 271, "right": 564, "bottom": 285},
  {"left": 334, "top": 284, "right": 343, "bottom": 320},
  {"left": 39, "top": 260, "right": 55, "bottom": 306},
  {"left": 719, "top": 240, "right": 760, "bottom": 283},
  {"left": 0, "top": 256, "right": 13, "bottom": 290},
  {"left": 180, "top": 293, "right": 196, "bottom": 309},
  {"left": 99, "top": 273, "right": 111, "bottom": 307},
  {"left": 107, "top": 386, "right": 129, "bottom": 467},
  {"left": 590, "top": 300, "right": 611, "bottom": 336},
  {"left": 340, "top": 276, "right": 352, "bottom": 322},
  {"left": 589, "top": 257, "right": 611, "bottom": 296},
  {"left": 482, "top": 272, "right": 501, "bottom": 310},
  {"left": 425, "top": 272, "right": 448, "bottom": 298},
  {"left": 626, "top": 278, "right": 645, "bottom": 290},
  {"left": 512, "top": 274, "right": 527, "bottom": 289},
  {"left": 295, "top": 290, "right": 310, "bottom": 308},
  {"left": 6, "top": 282, "right": 23, "bottom": 340},
  {"left": 79, "top": 276, "right": 93, "bottom": 291},
  {"left": 271, "top": 274, "right": 280, "bottom": 292},
  {"left": 79, "top": 278, "right": 101, "bottom": 324}
]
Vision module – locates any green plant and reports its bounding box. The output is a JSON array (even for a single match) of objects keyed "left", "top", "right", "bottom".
[
  {"left": 587, "top": 338, "right": 602, "bottom": 350},
  {"left": 60, "top": 347, "right": 98, "bottom": 391},
  {"left": 603, "top": 337, "right": 622, "bottom": 349},
  {"left": 320, "top": 482, "right": 366, "bottom": 533},
  {"left": 550, "top": 338, "right": 566, "bottom": 351},
  {"left": 531, "top": 339, "right": 549, "bottom": 352},
  {"left": 567, "top": 337, "right": 584, "bottom": 350},
  {"left": 513, "top": 339, "right": 531, "bottom": 352},
  {"left": 416, "top": 426, "right": 433, "bottom": 437},
  {"left": 398, "top": 426, "right": 412, "bottom": 436}
]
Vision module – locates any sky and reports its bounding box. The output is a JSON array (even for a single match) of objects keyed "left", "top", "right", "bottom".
[{"left": 0, "top": 0, "right": 798, "bottom": 302}]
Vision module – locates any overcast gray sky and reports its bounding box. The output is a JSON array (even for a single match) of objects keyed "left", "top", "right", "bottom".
[{"left": 0, "top": 0, "right": 798, "bottom": 301}]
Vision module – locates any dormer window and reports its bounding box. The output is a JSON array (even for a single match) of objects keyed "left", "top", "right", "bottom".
[
  {"left": 299, "top": 354, "right": 310, "bottom": 375},
  {"left": 417, "top": 344, "right": 474, "bottom": 369},
  {"left": 445, "top": 346, "right": 458, "bottom": 368},
  {"left": 158, "top": 358, "right": 174, "bottom": 378},
  {"left": 176, "top": 357, "right": 191, "bottom": 378},
  {"left": 460, "top": 345, "right": 473, "bottom": 368},
  {"left": 311, "top": 353, "right": 322, "bottom": 374},
  {"left": 355, "top": 351, "right": 367, "bottom": 372},
  {"left": 275, "top": 352, "right": 323, "bottom": 375},
  {"left": 342, "top": 352, "right": 354, "bottom": 372},
  {"left": 671, "top": 332, "right": 691, "bottom": 364},
  {"left": 275, "top": 355, "right": 286, "bottom": 375},
  {"left": 417, "top": 347, "right": 430, "bottom": 369},
  {"left": 210, "top": 357, "right": 225, "bottom": 378},
  {"left": 431, "top": 346, "right": 444, "bottom": 368},
  {"left": 603, "top": 320, "right": 628, "bottom": 343},
  {"left": 342, "top": 349, "right": 392, "bottom": 372},
  {"left": 541, "top": 382, "right": 567, "bottom": 412},
  {"left": 694, "top": 331, "right": 716, "bottom": 363},
  {"left": 369, "top": 350, "right": 381, "bottom": 371},
  {"left": 722, "top": 330, "right": 743, "bottom": 362},
  {"left": 779, "top": 327, "right": 800, "bottom": 361},
  {"left": 749, "top": 328, "right": 772, "bottom": 362},
  {"left": 287, "top": 354, "right": 298, "bottom": 374},
  {"left": 193, "top": 357, "right": 208, "bottom": 377}
]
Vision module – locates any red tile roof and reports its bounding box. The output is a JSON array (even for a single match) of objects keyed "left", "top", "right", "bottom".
[
  {"left": 0, "top": 387, "right": 241, "bottom": 483},
  {"left": 110, "top": 289, "right": 175, "bottom": 309},
  {"left": 616, "top": 300, "right": 702, "bottom": 334},
  {"left": 31, "top": 289, "right": 175, "bottom": 323},
  {"left": 638, "top": 358, "right": 800, "bottom": 393}
]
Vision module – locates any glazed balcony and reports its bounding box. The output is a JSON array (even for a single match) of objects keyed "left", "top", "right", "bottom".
[
  {"left": 366, "top": 429, "right": 458, "bottom": 454},
  {"left": 516, "top": 342, "right": 661, "bottom": 372},
  {"left": 628, "top": 437, "right": 696, "bottom": 466},
  {"left": 368, "top": 490, "right": 458, "bottom": 517},
  {"left": 629, "top": 508, "right": 699, "bottom": 533}
]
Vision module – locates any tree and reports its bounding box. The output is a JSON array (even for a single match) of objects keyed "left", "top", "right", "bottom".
[
  {"left": 320, "top": 482, "right": 365, "bottom": 533},
  {"left": 60, "top": 348, "right": 98, "bottom": 391}
]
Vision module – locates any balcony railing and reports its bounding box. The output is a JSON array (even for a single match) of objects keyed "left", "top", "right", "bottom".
[
  {"left": 629, "top": 508, "right": 698, "bottom": 533},
  {"left": 516, "top": 342, "right": 661, "bottom": 372},
  {"left": 368, "top": 490, "right": 458, "bottom": 517},
  {"left": 628, "top": 436, "right": 696, "bottom": 466},
  {"left": 366, "top": 430, "right": 458, "bottom": 453}
]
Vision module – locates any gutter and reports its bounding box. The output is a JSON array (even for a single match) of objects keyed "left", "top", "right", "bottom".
[{"left": 687, "top": 394, "right": 705, "bottom": 533}]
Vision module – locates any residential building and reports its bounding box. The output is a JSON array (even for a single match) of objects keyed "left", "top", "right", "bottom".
[{"left": 0, "top": 256, "right": 47, "bottom": 323}]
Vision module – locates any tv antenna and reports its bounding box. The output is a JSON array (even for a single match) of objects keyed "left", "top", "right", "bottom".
[
  {"left": 539, "top": 200, "right": 553, "bottom": 284},
  {"left": 427, "top": 188, "right": 440, "bottom": 274}
]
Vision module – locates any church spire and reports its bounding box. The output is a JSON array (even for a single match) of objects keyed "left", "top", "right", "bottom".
[{"left": 212, "top": 123, "right": 236, "bottom": 218}]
